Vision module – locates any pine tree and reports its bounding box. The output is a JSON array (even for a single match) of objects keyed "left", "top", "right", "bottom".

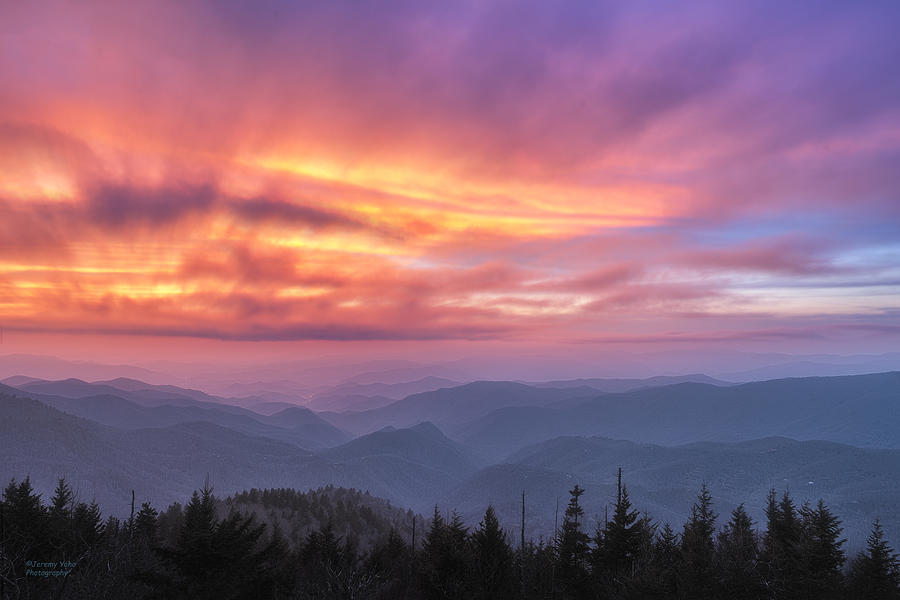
[
  {"left": 678, "top": 483, "right": 717, "bottom": 600},
  {"left": 48, "top": 478, "right": 75, "bottom": 553},
  {"left": 367, "top": 529, "right": 413, "bottom": 600},
  {"left": 155, "top": 501, "right": 184, "bottom": 547},
  {"left": 519, "top": 538, "right": 557, "bottom": 600},
  {"left": 2, "top": 476, "right": 48, "bottom": 559},
  {"left": 471, "top": 505, "right": 515, "bottom": 599},
  {"left": 649, "top": 523, "right": 681, "bottom": 598},
  {"left": 847, "top": 520, "right": 900, "bottom": 600},
  {"left": 761, "top": 489, "right": 802, "bottom": 598},
  {"left": 300, "top": 520, "right": 345, "bottom": 567},
  {"left": 49, "top": 478, "right": 73, "bottom": 519},
  {"left": 144, "top": 484, "right": 220, "bottom": 597},
  {"left": 105, "top": 515, "right": 121, "bottom": 539},
  {"left": 214, "top": 510, "right": 287, "bottom": 599},
  {"left": 134, "top": 502, "right": 159, "bottom": 541},
  {"left": 593, "top": 468, "right": 641, "bottom": 594},
  {"left": 615, "top": 516, "right": 660, "bottom": 600},
  {"left": 715, "top": 504, "right": 762, "bottom": 600},
  {"left": 556, "top": 484, "right": 591, "bottom": 598},
  {"left": 420, "top": 507, "right": 472, "bottom": 599},
  {"left": 72, "top": 501, "right": 104, "bottom": 549},
  {"left": 141, "top": 483, "right": 290, "bottom": 599},
  {"left": 798, "top": 499, "right": 845, "bottom": 600},
  {"left": 180, "top": 486, "right": 217, "bottom": 554}
]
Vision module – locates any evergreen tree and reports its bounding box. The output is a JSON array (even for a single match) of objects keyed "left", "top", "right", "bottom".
[
  {"left": 214, "top": 511, "right": 287, "bottom": 599},
  {"left": 593, "top": 468, "right": 642, "bottom": 595},
  {"left": 519, "top": 539, "right": 557, "bottom": 600},
  {"left": 72, "top": 500, "right": 104, "bottom": 549},
  {"left": 761, "top": 489, "right": 803, "bottom": 598},
  {"left": 471, "top": 505, "right": 515, "bottom": 599},
  {"left": 798, "top": 499, "right": 845, "bottom": 600},
  {"left": 106, "top": 515, "right": 121, "bottom": 539},
  {"left": 180, "top": 486, "right": 217, "bottom": 554},
  {"left": 678, "top": 483, "right": 717, "bottom": 600},
  {"left": 616, "top": 516, "right": 661, "bottom": 600},
  {"left": 48, "top": 477, "right": 75, "bottom": 553},
  {"left": 648, "top": 523, "right": 681, "bottom": 598},
  {"left": 556, "top": 484, "right": 591, "bottom": 598},
  {"left": 420, "top": 507, "right": 473, "bottom": 599},
  {"left": 134, "top": 501, "right": 159, "bottom": 541},
  {"left": 140, "top": 486, "right": 218, "bottom": 598},
  {"left": 715, "top": 504, "right": 762, "bottom": 600},
  {"left": 847, "top": 520, "right": 900, "bottom": 600},
  {"left": 299, "top": 520, "right": 346, "bottom": 568},
  {"left": 140, "top": 483, "right": 288, "bottom": 599},
  {"left": 367, "top": 529, "right": 414, "bottom": 600},
  {"left": 2, "top": 476, "right": 48, "bottom": 559},
  {"left": 49, "top": 478, "right": 73, "bottom": 520}
]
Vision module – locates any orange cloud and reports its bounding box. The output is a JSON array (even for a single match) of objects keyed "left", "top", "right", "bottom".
[{"left": 0, "top": 0, "right": 898, "bottom": 353}]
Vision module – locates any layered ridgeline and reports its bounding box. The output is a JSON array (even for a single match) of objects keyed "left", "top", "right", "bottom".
[
  {"left": 1, "top": 371, "right": 899, "bottom": 547},
  {"left": 3, "top": 475, "right": 899, "bottom": 600},
  {"left": 318, "top": 372, "right": 900, "bottom": 456},
  {"left": 0, "top": 391, "right": 471, "bottom": 517},
  {"left": 1, "top": 379, "right": 348, "bottom": 449},
  {"left": 448, "top": 373, "right": 900, "bottom": 458}
]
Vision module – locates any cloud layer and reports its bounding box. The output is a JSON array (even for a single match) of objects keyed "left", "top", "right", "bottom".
[{"left": 1, "top": 0, "right": 898, "bottom": 351}]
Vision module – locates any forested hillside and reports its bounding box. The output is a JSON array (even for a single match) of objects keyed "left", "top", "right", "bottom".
[{"left": 2, "top": 475, "right": 899, "bottom": 599}]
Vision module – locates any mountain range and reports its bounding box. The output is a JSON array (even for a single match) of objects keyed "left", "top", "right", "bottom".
[
  {"left": 2, "top": 369, "right": 899, "bottom": 551},
  {"left": 0, "top": 380, "right": 348, "bottom": 450},
  {"left": 455, "top": 372, "right": 900, "bottom": 460}
]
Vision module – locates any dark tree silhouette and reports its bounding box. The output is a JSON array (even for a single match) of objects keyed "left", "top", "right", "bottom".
[
  {"left": 678, "top": 483, "right": 717, "bottom": 600},
  {"left": 646, "top": 523, "right": 681, "bottom": 598},
  {"left": 72, "top": 501, "right": 104, "bottom": 549},
  {"left": 420, "top": 507, "right": 472, "bottom": 599},
  {"left": 715, "top": 504, "right": 762, "bottom": 600},
  {"left": 134, "top": 502, "right": 159, "bottom": 541},
  {"left": 48, "top": 478, "right": 75, "bottom": 553},
  {"left": 556, "top": 484, "right": 591, "bottom": 598},
  {"left": 593, "top": 468, "right": 642, "bottom": 595},
  {"left": 761, "top": 489, "right": 803, "bottom": 598},
  {"left": 798, "top": 499, "right": 845, "bottom": 600},
  {"left": 471, "top": 505, "right": 515, "bottom": 599},
  {"left": 367, "top": 528, "right": 415, "bottom": 599},
  {"left": 2, "top": 477, "right": 48, "bottom": 561},
  {"left": 847, "top": 520, "right": 900, "bottom": 600},
  {"left": 140, "top": 483, "right": 287, "bottom": 599},
  {"left": 49, "top": 478, "right": 73, "bottom": 521}
]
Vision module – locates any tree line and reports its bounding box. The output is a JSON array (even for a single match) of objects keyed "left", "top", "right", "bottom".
[{"left": 1, "top": 472, "right": 898, "bottom": 599}]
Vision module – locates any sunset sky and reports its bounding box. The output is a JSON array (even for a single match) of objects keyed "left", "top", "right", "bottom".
[{"left": 1, "top": 1, "right": 899, "bottom": 367}]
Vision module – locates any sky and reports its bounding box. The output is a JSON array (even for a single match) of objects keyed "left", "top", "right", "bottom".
[{"left": 1, "top": 1, "right": 899, "bottom": 370}]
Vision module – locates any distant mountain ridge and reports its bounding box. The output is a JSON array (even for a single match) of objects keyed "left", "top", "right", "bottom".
[
  {"left": 316, "top": 422, "right": 482, "bottom": 506},
  {"left": 458, "top": 371, "right": 900, "bottom": 459},
  {"left": 305, "top": 376, "right": 461, "bottom": 412},
  {"left": 722, "top": 358, "right": 900, "bottom": 381},
  {"left": 0, "top": 380, "right": 349, "bottom": 450},
  {"left": 530, "top": 373, "right": 731, "bottom": 392},
  {"left": 13, "top": 377, "right": 241, "bottom": 410},
  {"left": 322, "top": 421, "right": 481, "bottom": 479},
  {"left": 321, "top": 380, "right": 599, "bottom": 435}
]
